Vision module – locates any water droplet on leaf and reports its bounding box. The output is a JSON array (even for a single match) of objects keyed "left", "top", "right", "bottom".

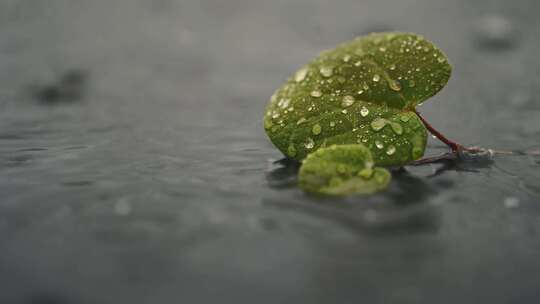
[
  {"left": 400, "top": 114, "right": 410, "bottom": 122},
  {"left": 370, "top": 118, "right": 386, "bottom": 131},
  {"left": 389, "top": 80, "right": 401, "bottom": 91},
  {"left": 312, "top": 124, "right": 322, "bottom": 135},
  {"left": 341, "top": 95, "right": 355, "bottom": 107},
  {"left": 279, "top": 98, "right": 290, "bottom": 109},
  {"left": 360, "top": 106, "right": 370, "bottom": 117},
  {"left": 390, "top": 122, "right": 403, "bottom": 135},
  {"left": 320, "top": 66, "right": 333, "bottom": 77},
  {"left": 304, "top": 138, "right": 315, "bottom": 149},
  {"left": 386, "top": 145, "right": 396, "bottom": 155},
  {"left": 310, "top": 90, "right": 322, "bottom": 97},
  {"left": 295, "top": 68, "right": 308, "bottom": 82}
]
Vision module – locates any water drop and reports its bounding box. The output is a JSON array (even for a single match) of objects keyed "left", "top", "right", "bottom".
[
  {"left": 370, "top": 118, "right": 386, "bottom": 131},
  {"left": 504, "top": 196, "right": 520, "bottom": 209},
  {"left": 360, "top": 106, "right": 369, "bottom": 117},
  {"left": 272, "top": 112, "right": 280, "bottom": 119},
  {"left": 388, "top": 80, "right": 401, "bottom": 92},
  {"left": 379, "top": 47, "right": 387, "bottom": 52},
  {"left": 329, "top": 121, "right": 336, "bottom": 127},
  {"left": 357, "top": 89, "right": 364, "bottom": 95},
  {"left": 372, "top": 74, "right": 381, "bottom": 82},
  {"left": 391, "top": 122, "right": 403, "bottom": 135},
  {"left": 363, "top": 83, "right": 370, "bottom": 90},
  {"left": 354, "top": 61, "right": 362, "bottom": 67},
  {"left": 341, "top": 109, "right": 348, "bottom": 114},
  {"left": 375, "top": 140, "right": 384, "bottom": 149},
  {"left": 474, "top": 15, "right": 516, "bottom": 50},
  {"left": 389, "top": 64, "right": 396, "bottom": 70},
  {"left": 295, "top": 68, "right": 308, "bottom": 82},
  {"left": 437, "top": 56, "right": 446, "bottom": 63},
  {"left": 312, "top": 124, "right": 322, "bottom": 135},
  {"left": 400, "top": 114, "right": 410, "bottom": 122},
  {"left": 341, "top": 95, "right": 355, "bottom": 107},
  {"left": 320, "top": 66, "right": 333, "bottom": 77},
  {"left": 386, "top": 145, "right": 396, "bottom": 155},
  {"left": 297, "top": 117, "right": 307, "bottom": 125},
  {"left": 304, "top": 138, "right": 315, "bottom": 149},
  {"left": 310, "top": 90, "right": 322, "bottom": 98},
  {"left": 343, "top": 54, "right": 351, "bottom": 62}
]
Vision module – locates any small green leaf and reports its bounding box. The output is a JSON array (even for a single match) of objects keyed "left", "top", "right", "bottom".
[
  {"left": 298, "top": 144, "right": 391, "bottom": 195},
  {"left": 264, "top": 32, "right": 452, "bottom": 166}
]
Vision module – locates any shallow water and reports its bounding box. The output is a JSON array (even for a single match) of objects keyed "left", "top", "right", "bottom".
[{"left": 1, "top": 0, "right": 540, "bottom": 303}]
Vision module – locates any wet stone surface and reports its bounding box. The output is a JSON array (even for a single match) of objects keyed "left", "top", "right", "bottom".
[{"left": 1, "top": 0, "right": 540, "bottom": 303}]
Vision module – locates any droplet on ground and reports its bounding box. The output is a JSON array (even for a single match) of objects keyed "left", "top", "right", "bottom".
[
  {"left": 504, "top": 196, "right": 520, "bottom": 209},
  {"left": 474, "top": 15, "right": 517, "bottom": 50}
]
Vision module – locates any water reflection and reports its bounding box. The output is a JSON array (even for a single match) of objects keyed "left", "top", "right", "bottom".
[
  {"left": 265, "top": 159, "right": 451, "bottom": 236},
  {"left": 426, "top": 155, "right": 494, "bottom": 177}
]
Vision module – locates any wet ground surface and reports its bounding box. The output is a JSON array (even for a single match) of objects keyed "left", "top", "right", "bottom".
[{"left": 1, "top": 0, "right": 540, "bottom": 303}]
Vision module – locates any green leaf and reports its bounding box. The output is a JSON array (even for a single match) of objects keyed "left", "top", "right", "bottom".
[
  {"left": 264, "top": 32, "right": 452, "bottom": 166},
  {"left": 298, "top": 144, "right": 391, "bottom": 195}
]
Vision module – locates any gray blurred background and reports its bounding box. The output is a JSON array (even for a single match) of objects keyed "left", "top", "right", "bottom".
[{"left": 1, "top": 0, "right": 540, "bottom": 303}]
